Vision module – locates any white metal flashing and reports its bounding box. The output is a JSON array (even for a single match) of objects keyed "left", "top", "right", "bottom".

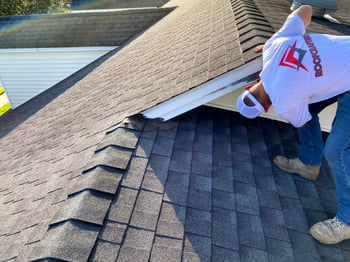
[{"left": 142, "top": 58, "right": 262, "bottom": 121}]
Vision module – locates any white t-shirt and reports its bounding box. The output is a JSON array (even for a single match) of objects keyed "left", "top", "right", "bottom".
[{"left": 260, "top": 13, "right": 350, "bottom": 127}]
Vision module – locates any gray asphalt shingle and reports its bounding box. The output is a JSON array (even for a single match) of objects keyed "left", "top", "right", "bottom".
[{"left": 86, "top": 106, "right": 349, "bottom": 261}]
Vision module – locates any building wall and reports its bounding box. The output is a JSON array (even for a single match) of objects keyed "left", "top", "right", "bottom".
[{"left": 0, "top": 47, "right": 114, "bottom": 108}]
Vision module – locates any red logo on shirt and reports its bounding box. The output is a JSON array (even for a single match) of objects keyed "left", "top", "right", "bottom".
[{"left": 279, "top": 41, "right": 309, "bottom": 72}]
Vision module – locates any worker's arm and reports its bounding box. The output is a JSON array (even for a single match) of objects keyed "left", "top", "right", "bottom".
[{"left": 292, "top": 5, "right": 313, "bottom": 28}]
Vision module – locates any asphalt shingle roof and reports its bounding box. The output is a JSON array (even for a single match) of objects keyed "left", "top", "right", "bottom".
[
  {"left": 71, "top": 0, "right": 170, "bottom": 9},
  {"left": 29, "top": 106, "right": 349, "bottom": 261},
  {"left": 0, "top": 8, "right": 172, "bottom": 48},
  {"left": 0, "top": 0, "right": 350, "bottom": 261}
]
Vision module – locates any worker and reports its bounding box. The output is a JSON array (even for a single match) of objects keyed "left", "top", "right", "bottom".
[{"left": 237, "top": 5, "right": 350, "bottom": 244}]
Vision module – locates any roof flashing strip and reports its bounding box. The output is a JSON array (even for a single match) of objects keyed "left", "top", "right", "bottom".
[{"left": 142, "top": 57, "right": 262, "bottom": 121}]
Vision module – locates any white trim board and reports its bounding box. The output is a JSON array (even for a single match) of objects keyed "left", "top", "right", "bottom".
[{"left": 142, "top": 58, "right": 262, "bottom": 121}]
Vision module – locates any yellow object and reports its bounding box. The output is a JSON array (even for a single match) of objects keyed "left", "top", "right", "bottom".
[{"left": 0, "top": 83, "right": 11, "bottom": 116}]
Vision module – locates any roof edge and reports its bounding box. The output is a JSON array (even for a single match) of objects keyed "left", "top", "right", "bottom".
[{"left": 141, "top": 57, "right": 262, "bottom": 121}]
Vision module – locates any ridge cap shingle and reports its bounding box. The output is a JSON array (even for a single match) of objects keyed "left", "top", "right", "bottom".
[
  {"left": 29, "top": 116, "right": 145, "bottom": 261},
  {"left": 230, "top": 0, "right": 274, "bottom": 61}
]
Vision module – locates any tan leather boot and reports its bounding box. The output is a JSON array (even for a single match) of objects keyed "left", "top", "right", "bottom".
[
  {"left": 273, "top": 155, "right": 320, "bottom": 181},
  {"left": 310, "top": 218, "right": 350, "bottom": 244}
]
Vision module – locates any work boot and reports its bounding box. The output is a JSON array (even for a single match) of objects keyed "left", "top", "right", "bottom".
[
  {"left": 273, "top": 155, "right": 320, "bottom": 181},
  {"left": 310, "top": 218, "right": 350, "bottom": 244}
]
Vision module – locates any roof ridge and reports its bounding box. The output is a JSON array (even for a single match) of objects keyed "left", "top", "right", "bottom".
[
  {"left": 230, "top": 0, "right": 275, "bottom": 61},
  {"left": 29, "top": 116, "right": 145, "bottom": 261}
]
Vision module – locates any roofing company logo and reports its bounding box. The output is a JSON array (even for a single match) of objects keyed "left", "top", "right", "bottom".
[{"left": 279, "top": 41, "right": 309, "bottom": 72}]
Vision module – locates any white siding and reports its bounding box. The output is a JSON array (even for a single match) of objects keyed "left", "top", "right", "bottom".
[{"left": 0, "top": 47, "right": 115, "bottom": 108}]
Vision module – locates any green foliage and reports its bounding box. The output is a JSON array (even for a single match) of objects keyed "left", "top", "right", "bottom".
[{"left": 0, "top": 0, "right": 71, "bottom": 16}]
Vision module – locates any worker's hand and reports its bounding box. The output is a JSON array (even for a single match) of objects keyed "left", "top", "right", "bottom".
[{"left": 253, "top": 45, "right": 264, "bottom": 53}]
